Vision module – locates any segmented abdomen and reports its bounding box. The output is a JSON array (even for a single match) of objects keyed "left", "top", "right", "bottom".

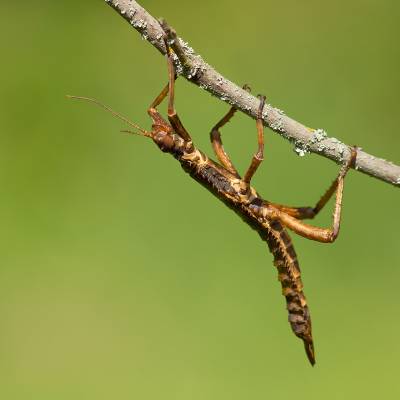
[
  {"left": 262, "top": 219, "right": 315, "bottom": 365},
  {"left": 173, "top": 145, "right": 316, "bottom": 364}
]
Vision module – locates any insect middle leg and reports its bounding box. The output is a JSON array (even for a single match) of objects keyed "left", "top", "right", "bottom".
[
  {"left": 209, "top": 85, "right": 251, "bottom": 177},
  {"left": 243, "top": 95, "right": 266, "bottom": 185},
  {"left": 271, "top": 147, "right": 358, "bottom": 243}
]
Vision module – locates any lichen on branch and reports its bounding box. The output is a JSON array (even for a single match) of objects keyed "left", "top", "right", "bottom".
[{"left": 105, "top": 0, "right": 400, "bottom": 188}]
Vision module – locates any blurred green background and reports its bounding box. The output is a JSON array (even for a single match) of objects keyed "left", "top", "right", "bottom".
[{"left": 1, "top": 0, "right": 399, "bottom": 398}]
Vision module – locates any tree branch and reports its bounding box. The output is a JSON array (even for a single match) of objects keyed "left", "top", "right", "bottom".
[{"left": 105, "top": 0, "right": 400, "bottom": 188}]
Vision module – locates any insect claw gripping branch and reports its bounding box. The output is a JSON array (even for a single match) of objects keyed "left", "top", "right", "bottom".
[{"left": 69, "top": 37, "right": 357, "bottom": 366}]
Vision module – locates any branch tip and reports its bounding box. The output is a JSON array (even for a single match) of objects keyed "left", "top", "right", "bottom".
[{"left": 104, "top": 0, "right": 400, "bottom": 188}]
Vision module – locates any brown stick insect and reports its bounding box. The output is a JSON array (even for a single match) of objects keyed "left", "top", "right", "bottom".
[{"left": 68, "top": 35, "right": 357, "bottom": 366}]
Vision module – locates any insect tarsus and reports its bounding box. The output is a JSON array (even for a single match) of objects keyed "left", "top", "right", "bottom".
[{"left": 69, "top": 38, "right": 357, "bottom": 366}]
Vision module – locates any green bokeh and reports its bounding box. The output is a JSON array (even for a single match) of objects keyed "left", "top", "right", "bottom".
[{"left": 1, "top": 0, "right": 399, "bottom": 398}]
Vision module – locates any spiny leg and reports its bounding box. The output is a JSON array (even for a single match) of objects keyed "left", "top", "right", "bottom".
[
  {"left": 146, "top": 81, "right": 173, "bottom": 130},
  {"left": 272, "top": 147, "right": 358, "bottom": 242},
  {"left": 147, "top": 40, "right": 191, "bottom": 142},
  {"left": 270, "top": 147, "right": 358, "bottom": 220},
  {"left": 267, "top": 203, "right": 316, "bottom": 219},
  {"left": 146, "top": 42, "right": 178, "bottom": 124},
  {"left": 147, "top": 41, "right": 174, "bottom": 111},
  {"left": 209, "top": 85, "right": 251, "bottom": 177},
  {"left": 243, "top": 95, "right": 266, "bottom": 185},
  {"left": 149, "top": 82, "right": 169, "bottom": 110},
  {"left": 164, "top": 43, "right": 192, "bottom": 142},
  {"left": 269, "top": 177, "right": 342, "bottom": 220},
  {"left": 210, "top": 107, "right": 240, "bottom": 176}
]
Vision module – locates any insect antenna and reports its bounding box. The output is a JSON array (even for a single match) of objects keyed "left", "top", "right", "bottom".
[{"left": 66, "top": 95, "right": 151, "bottom": 137}]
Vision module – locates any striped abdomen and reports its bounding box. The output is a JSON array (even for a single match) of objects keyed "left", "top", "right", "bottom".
[
  {"left": 167, "top": 142, "right": 316, "bottom": 364},
  {"left": 262, "top": 219, "right": 315, "bottom": 365}
]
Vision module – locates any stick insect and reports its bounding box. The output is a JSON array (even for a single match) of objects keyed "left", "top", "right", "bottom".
[{"left": 69, "top": 39, "right": 357, "bottom": 366}]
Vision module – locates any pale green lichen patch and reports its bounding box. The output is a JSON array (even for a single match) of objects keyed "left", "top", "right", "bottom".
[
  {"left": 293, "top": 140, "right": 310, "bottom": 157},
  {"left": 269, "top": 107, "right": 286, "bottom": 133},
  {"left": 309, "top": 128, "right": 327, "bottom": 144},
  {"left": 178, "top": 38, "right": 195, "bottom": 55}
]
